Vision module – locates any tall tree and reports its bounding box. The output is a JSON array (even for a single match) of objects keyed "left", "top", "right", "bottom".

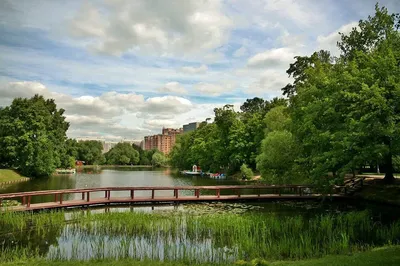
[
  {"left": 0, "top": 95, "right": 69, "bottom": 177},
  {"left": 105, "top": 142, "right": 140, "bottom": 165}
]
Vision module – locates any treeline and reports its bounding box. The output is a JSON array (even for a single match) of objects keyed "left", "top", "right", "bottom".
[
  {"left": 171, "top": 5, "right": 400, "bottom": 185},
  {"left": 0, "top": 96, "right": 167, "bottom": 177}
]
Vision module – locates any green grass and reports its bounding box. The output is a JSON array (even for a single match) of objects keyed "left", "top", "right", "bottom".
[
  {"left": 1, "top": 246, "right": 399, "bottom": 266},
  {"left": 0, "top": 170, "right": 27, "bottom": 183}
]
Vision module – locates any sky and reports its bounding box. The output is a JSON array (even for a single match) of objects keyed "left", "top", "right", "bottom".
[{"left": 0, "top": 0, "right": 399, "bottom": 141}]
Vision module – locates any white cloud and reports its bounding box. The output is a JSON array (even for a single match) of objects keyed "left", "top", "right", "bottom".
[
  {"left": 233, "top": 46, "right": 248, "bottom": 57},
  {"left": 317, "top": 22, "right": 359, "bottom": 55},
  {"left": 247, "top": 48, "right": 295, "bottom": 68},
  {"left": 263, "top": 0, "right": 322, "bottom": 27},
  {"left": 193, "top": 82, "right": 235, "bottom": 96},
  {"left": 247, "top": 70, "right": 290, "bottom": 96},
  {"left": 70, "top": 0, "right": 232, "bottom": 56},
  {"left": 158, "top": 82, "right": 187, "bottom": 95},
  {"left": 179, "top": 64, "right": 208, "bottom": 74}
]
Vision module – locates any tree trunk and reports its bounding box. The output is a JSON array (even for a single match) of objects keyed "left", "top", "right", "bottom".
[{"left": 384, "top": 150, "right": 395, "bottom": 184}]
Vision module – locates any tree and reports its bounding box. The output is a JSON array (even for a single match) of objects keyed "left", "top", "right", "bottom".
[
  {"left": 77, "top": 140, "right": 105, "bottom": 165},
  {"left": 0, "top": 95, "right": 69, "bottom": 177},
  {"left": 105, "top": 142, "right": 140, "bottom": 165},
  {"left": 151, "top": 152, "right": 168, "bottom": 167},
  {"left": 288, "top": 5, "right": 400, "bottom": 184}
]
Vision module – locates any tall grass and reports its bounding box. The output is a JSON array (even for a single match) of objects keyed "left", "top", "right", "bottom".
[{"left": 1, "top": 209, "right": 400, "bottom": 264}]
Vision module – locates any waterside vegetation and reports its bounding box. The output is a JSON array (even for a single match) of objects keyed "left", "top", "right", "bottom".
[{"left": 0, "top": 209, "right": 399, "bottom": 264}]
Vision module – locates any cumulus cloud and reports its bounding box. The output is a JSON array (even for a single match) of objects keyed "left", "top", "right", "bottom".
[
  {"left": 70, "top": 0, "right": 232, "bottom": 56},
  {"left": 179, "top": 64, "right": 208, "bottom": 74},
  {"left": 193, "top": 82, "right": 235, "bottom": 96},
  {"left": 317, "top": 22, "right": 359, "bottom": 55},
  {"left": 0, "top": 81, "right": 197, "bottom": 139},
  {"left": 247, "top": 70, "right": 290, "bottom": 96},
  {"left": 158, "top": 82, "right": 187, "bottom": 95},
  {"left": 247, "top": 48, "right": 295, "bottom": 68}
]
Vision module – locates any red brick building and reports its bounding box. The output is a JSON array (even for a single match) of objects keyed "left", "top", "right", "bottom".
[{"left": 144, "top": 127, "right": 183, "bottom": 154}]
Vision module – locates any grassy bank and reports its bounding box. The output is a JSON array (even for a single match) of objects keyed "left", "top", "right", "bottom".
[
  {"left": 1, "top": 246, "right": 399, "bottom": 266},
  {"left": 0, "top": 169, "right": 28, "bottom": 183},
  {"left": 355, "top": 178, "right": 400, "bottom": 206}
]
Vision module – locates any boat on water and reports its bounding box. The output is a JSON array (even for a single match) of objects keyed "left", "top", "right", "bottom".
[{"left": 181, "top": 170, "right": 203, "bottom": 176}]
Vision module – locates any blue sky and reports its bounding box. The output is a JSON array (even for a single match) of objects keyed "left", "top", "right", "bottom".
[{"left": 0, "top": 0, "right": 399, "bottom": 140}]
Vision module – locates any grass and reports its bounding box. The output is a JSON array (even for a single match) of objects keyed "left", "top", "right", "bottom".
[
  {"left": 0, "top": 169, "right": 27, "bottom": 183},
  {"left": 0, "top": 246, "right": 399, "bottom": 266},
  {"left": 1, "top": 210, "right": 400, "bottom": 264}
]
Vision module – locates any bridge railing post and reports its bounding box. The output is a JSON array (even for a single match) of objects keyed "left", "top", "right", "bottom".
[
  {"left": 195, "top": 189, "right": 200, "bottom": 198},
  {"left": 216, "top": 189, "right": 220, "bottom": 198},
  {"left": 130, "top": 190, "right": 134, "bottom": 199},
  {"left": 27, "top": 196, "right": 31, "bottom": 207},
  {"left": 107, "top": 190, "right": 111, "bottom": 200},
  {"left": 237, "top": 189, "right": 241, "bottom": 198},
  {"left": 22, "top": 196, "right": 26, "bottom": 206},
  {"left": 60, "top": 193, "right": 63, "bottom": 205},
  {"left": 82, "top": 192, "right": 85, "bottom": 200},
  {"left": 152, "top": 189, "right": 155, "bottom": 199},
  {"left": 174, "top": 189, "right": 178, "bottom": 199},
  {"left": 87, "top": 192, "right": 90, "bottom": 202}
]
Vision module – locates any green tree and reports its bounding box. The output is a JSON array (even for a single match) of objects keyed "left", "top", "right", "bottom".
[
  {"left": 289, "top": 5, "right": 400, "bottom": 184},
  {"left": 105, "top": 142, "right": 140, "bottom": 165},
  {"left": 151, "top": 152, "right": 168, "bottom": 167},
  {"left": 77, "top": 140, "right": 105, "bottom": 165},
  {"left": 0, "top": 95, "right": 69, "bottom": 177}
]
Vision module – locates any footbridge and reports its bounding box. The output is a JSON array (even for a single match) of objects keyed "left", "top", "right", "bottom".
[{"left": 0, "top": 179, "right": 363, "bottom": 212}]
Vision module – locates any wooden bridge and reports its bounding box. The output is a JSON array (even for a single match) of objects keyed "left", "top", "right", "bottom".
[{"left": 0, "top": 180, "right": 364, "bottom": 212}]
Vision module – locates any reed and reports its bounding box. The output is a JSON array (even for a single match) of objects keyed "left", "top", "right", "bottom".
[{"left": 1, "top": 209, "right": 400, "bottom": 264}]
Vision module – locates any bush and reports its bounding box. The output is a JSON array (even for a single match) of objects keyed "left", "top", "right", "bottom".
[{"left": 240, "top": 163, "right": 253, "bottom": 180}]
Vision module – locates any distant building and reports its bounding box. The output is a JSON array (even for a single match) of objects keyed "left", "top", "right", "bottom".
[
  {"left": 144, "top": 127, "right": 183, "bottom": 154},
  {"left": 183, "top": 122, "right": 200, "bottom": 133}
]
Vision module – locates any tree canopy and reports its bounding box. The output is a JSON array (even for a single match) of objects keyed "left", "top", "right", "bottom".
[
  {"left": 0, "top": 95, "right": 69, "bottom": 177},
  {"left": 105, "top": 143, "right": 139, "bottom": 165}
]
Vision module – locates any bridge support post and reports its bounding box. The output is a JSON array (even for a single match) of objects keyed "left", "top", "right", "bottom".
[
  {"left": 130, "top": 190, "right": 134, "bottom": 199},
  {"left": 107, "top": 191, "right": 110, "bottom": 200}
]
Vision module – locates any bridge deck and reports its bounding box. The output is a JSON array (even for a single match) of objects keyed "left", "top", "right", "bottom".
[{"left": 0, "top": 184, "right": 357, "bottom": 212}]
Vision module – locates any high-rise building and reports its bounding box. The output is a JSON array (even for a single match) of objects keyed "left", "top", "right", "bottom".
[
  {"left": 143, "top": 127, "right": 183, "bottom": 154},
  {"left": 183, "top": 122, "right": 200, "bottom": 133}
]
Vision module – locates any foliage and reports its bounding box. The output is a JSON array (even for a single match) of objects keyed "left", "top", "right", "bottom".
[
  {"left": 0, "top": 95, "right": 69, "bottom": 177},
  {"left": 240, "top": 164, "right": 253, "bottom": 180},
  {"left": 151, "top": 151, "right": 168, "bottom": 167},
  {"left": 104, "top": 143, "right": 140, "bottom": 165},
  {"left": 77, "top": 140, "right": 105, "bottom": 165},
  {"left": 170, "top": 98, "right": 286, "bottom": 173},
  {"left": 279, "top": 4, "right": 400, "bottom": 185}
]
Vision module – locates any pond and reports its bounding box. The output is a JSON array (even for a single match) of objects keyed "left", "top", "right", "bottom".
[
  {"left": 1, "top": 168, "right": 400, "bottom": 264},
  {"left": 0, "top": 167, "right": 240, "bottom": 204}
]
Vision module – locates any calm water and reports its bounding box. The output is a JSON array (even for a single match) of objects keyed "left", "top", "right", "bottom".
[{"left": 0, "top": 167, "right": 239, "bottom": 204}]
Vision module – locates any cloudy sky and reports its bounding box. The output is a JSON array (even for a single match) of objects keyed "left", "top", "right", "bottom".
[{"left": 0, "top": 0, "right": 399, "bottom": 141}]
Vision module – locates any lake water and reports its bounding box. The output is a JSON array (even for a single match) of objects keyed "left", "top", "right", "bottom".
[{"left": 0, "top": 167, "right": 240, "bottom": 204}]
